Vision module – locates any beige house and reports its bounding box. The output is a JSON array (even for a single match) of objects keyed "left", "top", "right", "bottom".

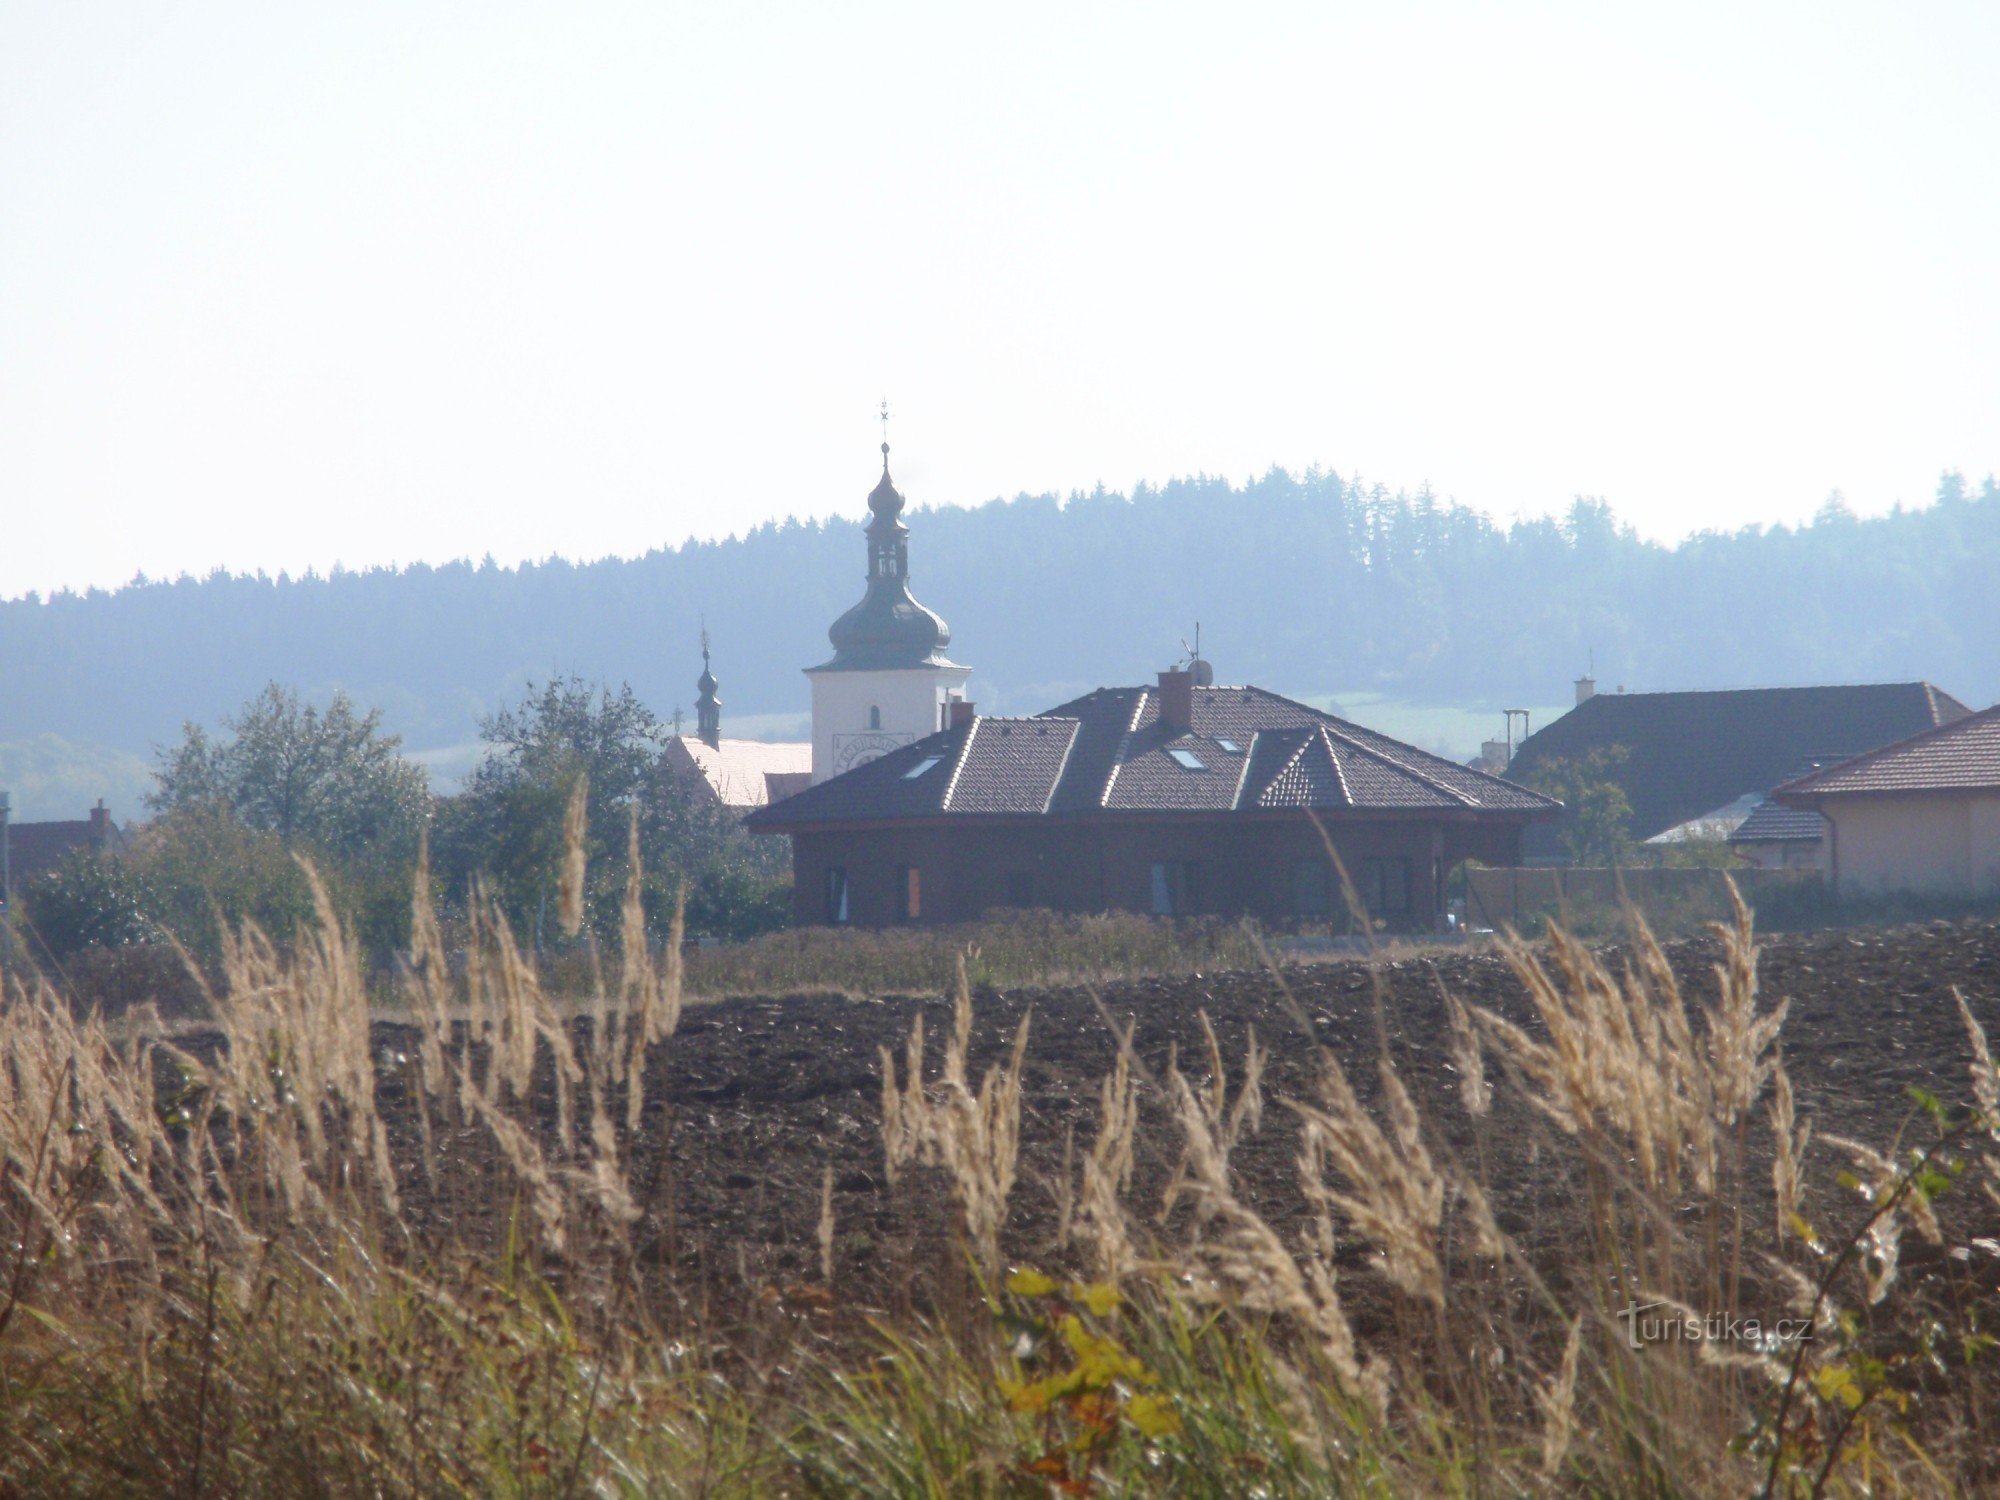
[{"left": 1772, "top": 705, "right": 2000, "bottom": 896}]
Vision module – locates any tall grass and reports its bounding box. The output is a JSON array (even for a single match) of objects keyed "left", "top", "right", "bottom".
[{"left": 1, "top": 810, "right": 1996, "bottom": 1495}]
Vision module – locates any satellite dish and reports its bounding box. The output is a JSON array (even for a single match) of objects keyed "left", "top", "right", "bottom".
[{"left": 1190, "top": 658, "right": 1214, "bottom": 687}]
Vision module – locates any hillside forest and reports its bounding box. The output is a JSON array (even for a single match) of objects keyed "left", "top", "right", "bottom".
[{"left": 3, "top": 467, "right": 1996, "bottom": 819}]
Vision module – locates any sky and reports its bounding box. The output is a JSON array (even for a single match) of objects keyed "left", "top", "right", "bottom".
[{"left": 4, "top": 1, "right": 1997, "bottom": 600}]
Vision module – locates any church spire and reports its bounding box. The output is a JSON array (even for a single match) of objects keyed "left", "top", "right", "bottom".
[{"left": 695, "top": 628, "right": 721, "bottom": 749}]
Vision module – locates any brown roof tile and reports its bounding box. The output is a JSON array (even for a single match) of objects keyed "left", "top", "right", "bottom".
[
  {"left": 748, "top": 684, "right": 1558, "bottom": 829},
  {"left": 1774, "top": 703, "right": 2000, "bottom": 800},
  {"left": 1506, "top": 681, "right": 1971, "bottom": 847}
]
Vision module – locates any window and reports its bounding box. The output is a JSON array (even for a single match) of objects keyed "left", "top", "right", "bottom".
[
  {"left": 1213, "top": 737, "right": 1242, "bottom": 754},
  {"left": 1291, "top": 859, "right": 1331, "bottom": 916},
  {"left": 868, "top": 706, "right": 882, "bottom": 730},
  {"left": 1005, "top": 871, "right": 1034, "bottom": 908},
  {"left": 1361, "top": 857, "right": 1411, "bottom": 915},
  {"left": 1150, "top": 861, "right": 1196, "bottom": 916},
  {"left": 1168, "top": 747, "right": 1207, "bottom": 771},
  {"left": 824, "top": 866, "right": 850, "bottom": 925},
  {"left": 896, "top": 865, "right": 922, "bottom": 922},
  {"left": 903, "top": 755, "right": 944, "bottom": 779}
]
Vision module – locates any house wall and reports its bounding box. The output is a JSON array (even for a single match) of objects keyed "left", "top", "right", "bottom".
[
  {"left": 1827, "top": 792, "right": 2000, "bottom": 894},
  {"left": 784, "top": 816, "right": 1527, "bottom": 929},
  {"left": 1732, "top": 838, "right": 1823, "bottom": 872},
  {"left": 807, "top": 664, "right": 972, "bottom": 784}
]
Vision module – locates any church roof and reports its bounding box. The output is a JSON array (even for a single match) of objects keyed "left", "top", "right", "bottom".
[
  {"left": 664, "top": 736, "right": 812, "bottom": 810},
  {"left": 748, "top": 684, "right": 1557, "bottom": 828}
]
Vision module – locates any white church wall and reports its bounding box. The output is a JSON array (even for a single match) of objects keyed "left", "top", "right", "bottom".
[{"left": 810, "top": 665, "right": 972, "bottom": 783}]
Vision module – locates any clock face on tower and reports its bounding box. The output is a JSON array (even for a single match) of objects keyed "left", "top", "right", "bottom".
[{"left": 831, "top": 731, "right": 915, "bottom": 774}]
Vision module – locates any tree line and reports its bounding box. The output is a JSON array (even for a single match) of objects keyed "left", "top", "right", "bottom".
[
  {"left": 4, "top": 469, "right": 1995, "bottom": 763},
  {"left": 15, "top": 679, "right": 788, "bottom": 976}
]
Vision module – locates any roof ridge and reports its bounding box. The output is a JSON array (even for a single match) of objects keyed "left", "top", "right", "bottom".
[
  {"left": 1318, "top": 721, "right": 1477, "bottom": 806},
  {"left": 1778, "top": 699, "right": 2000, "bottom": 797},
  {"left": 939, "top": 718, "right": 980, "bottom": 810},
  {"left": 1099, "top": 689, "right": 1149, "bottom": 809},
  {"left": 1042, "top": 720, "right": 1081, "bottom": 814},
  {"left": 1315, "top": 727, "right": 1355, "bottom": 807},
  {"left": 1225, "top": 730, "right": 1258, "bottom": 809}
]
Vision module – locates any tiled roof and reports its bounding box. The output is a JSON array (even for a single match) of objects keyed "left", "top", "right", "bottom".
[
  {"left": 748, "top": 685, "right": 1558, "bottom": 829},
  {"left": 1730, "top": 798, "right": 1825, "bottom": 843},
  {"left": 4, "top": 816, "right": 126, "bottom": 884},
  {"left": 1644, "top": 792, "right": 1764, "bottom": 845},
  {"left": 1773, "top": 703, "right": 2000, "bottom": 800},
  {"left": 664, "top": 737, "right": 813, "bottom": 809},
  {"left": 1506, "top": 682, "right": 1970, "bottom": 848}
]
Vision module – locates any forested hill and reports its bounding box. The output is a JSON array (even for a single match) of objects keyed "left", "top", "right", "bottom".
[{"left": 6, "top": 468, "right": 1998, "bottom": 763}]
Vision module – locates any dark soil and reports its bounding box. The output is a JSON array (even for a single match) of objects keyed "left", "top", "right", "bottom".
[{"left": 347, "top": 916, "right": 2000, "bottom": 1341}]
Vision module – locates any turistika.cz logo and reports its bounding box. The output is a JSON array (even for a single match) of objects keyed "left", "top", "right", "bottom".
[{"left": 1616, "top": 1301, "right": 1814, "bottom": 1353}]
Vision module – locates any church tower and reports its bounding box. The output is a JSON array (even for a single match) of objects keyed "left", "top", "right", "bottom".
[
  {"left": 694, "top": 631, "right": 722, "bottom": 750},
  {"left": 807, "top": 439, "right": 970, "bottom": 782}
]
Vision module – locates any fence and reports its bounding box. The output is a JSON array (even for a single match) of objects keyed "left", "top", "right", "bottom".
[{"left": 1464, "top": 865, "right": 1822, "bottom": 934}]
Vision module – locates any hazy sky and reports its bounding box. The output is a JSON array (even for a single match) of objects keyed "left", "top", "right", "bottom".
[{"left": 4, "top": 2, "right": 1996, "bottom": 599}]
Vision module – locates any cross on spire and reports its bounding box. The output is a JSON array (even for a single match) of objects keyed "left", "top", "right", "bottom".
[{"left": 879, "top": 397, "right": 891, "bottom": 470}]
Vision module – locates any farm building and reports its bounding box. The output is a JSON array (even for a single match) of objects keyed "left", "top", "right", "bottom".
[
  {"left": 0, "top": 799, "right": 126, "bottom": 903},
  {"left": 1772, "top": 704, "right": 2000, "bottom": 896},
  {"left": 1505, "top": 680, "right": 1970, "bottom": 861},
  {"left": 746, "top": 668, "right": 1558, "bottom": 929}
]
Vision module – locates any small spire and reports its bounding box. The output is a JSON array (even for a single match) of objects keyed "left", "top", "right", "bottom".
[
  {"left": 879, "top": 398, "right": 891, "bottom": 473},
  {"left": 695, "top": 625, "right": 722, "bottom": 748}
]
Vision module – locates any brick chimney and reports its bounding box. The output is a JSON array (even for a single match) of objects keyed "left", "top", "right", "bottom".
[
  {"left": 949, "top": 700, "right": 976, "bottom": 729},
  {"left": 89, "top": 799, "right": 112, "bottom": 849},
  {"left": 1157, "top": 669, "right": 1194, "bottom": 733}
]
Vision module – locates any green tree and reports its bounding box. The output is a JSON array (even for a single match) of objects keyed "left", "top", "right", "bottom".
[
  {"left": 150, "top": 683, "right": 430, "bottom": 862},
  {"left": 125, "top": 808, "right": 321, "bottom": 963},
  {"left": 1522, "top": 746, "right": 1637, "bottom": 866},
  {"left": 19, "top": 849, "right": 156, "bottom": 962},
  {"left": 434, "top": 675, "right": 789, "bottom": 943}
]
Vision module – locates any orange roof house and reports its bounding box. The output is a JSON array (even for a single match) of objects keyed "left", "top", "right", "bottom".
[{"left": 1773, "top": 704, "right": 2000, "bottom": 896}]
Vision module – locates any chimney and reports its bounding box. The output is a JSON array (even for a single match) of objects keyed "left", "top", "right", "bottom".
[
  {"left": 89, "top": 799, "right": 111, "bottom": 849},
  {"left": 1157, "top": 668, "right": 1194, "bottom": 733},
  {"left": 1480, "top": 738, "right": 1510, "bottom": 772},
  {"left": 1574, "top": 675, "right": 1596, "bottom": 705},
  {"left": 949, "top": 700, "right": 976, "bottom": 729}
]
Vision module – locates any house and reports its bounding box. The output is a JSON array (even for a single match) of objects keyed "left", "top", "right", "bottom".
[
  {"left": 660, "top": 638, "right": 810, "bottom": 811},
  {"left": 746, "top": 669, "right": 1559, "bottom": 929},
  {"left": 1505, "top": 680, "right": 1970, "bottom": 860},
  {"left": 1726, "top": 798, "right": 1825, "bottom": 871},
  {"left": 1, "top": 799, "right": 126, "bottom": 900},
  {"left": 1771, "top": 704, "right": 2000, "bottom": 896}
]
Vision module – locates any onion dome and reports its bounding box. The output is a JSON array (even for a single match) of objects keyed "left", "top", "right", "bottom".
[
  {"left": 695, "top": 635, "right": 722, "bottom": 747},
  {"left": 812, "top": 445, "right": 960, "bottom": 672}
]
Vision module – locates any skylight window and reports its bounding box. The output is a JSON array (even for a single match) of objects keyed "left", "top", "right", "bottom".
[
  {"left": 903, "top": 755, "right": 944, "bottom": 779},
  {"left": 1213, "top": 738, "right": 1241, "bottom": 754},
  {"left": 1168, "top": 748, "right": 1207, "bottom": 771}
]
